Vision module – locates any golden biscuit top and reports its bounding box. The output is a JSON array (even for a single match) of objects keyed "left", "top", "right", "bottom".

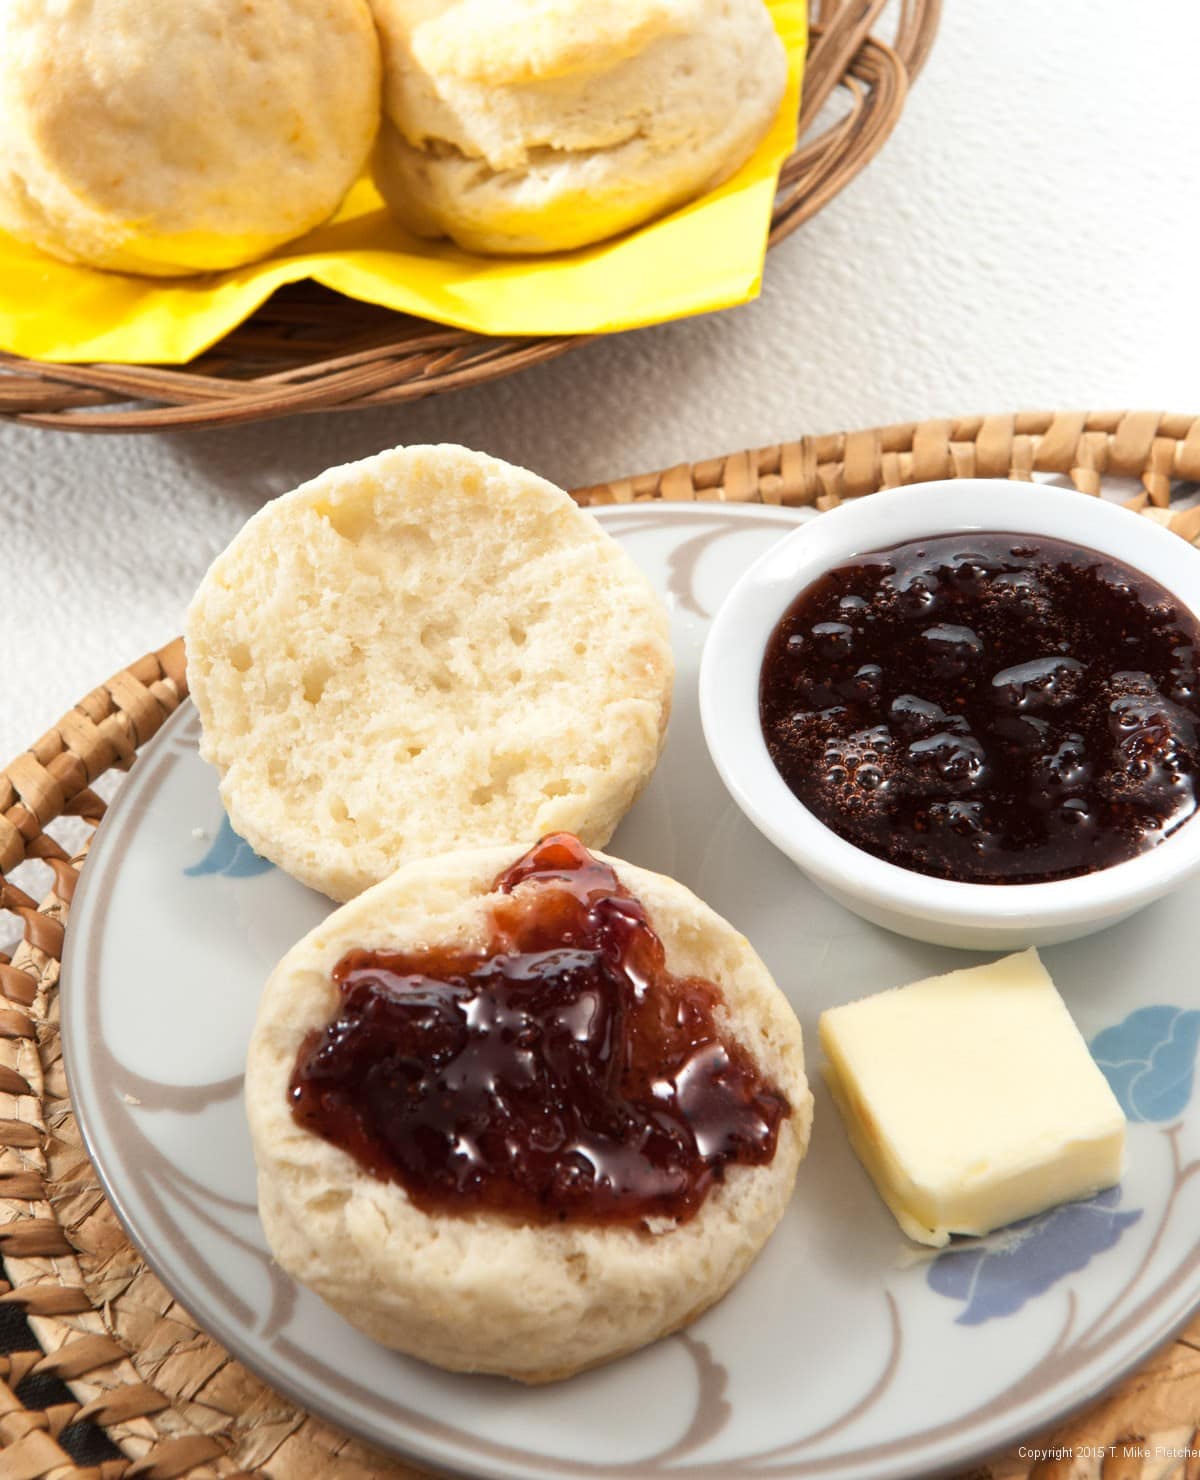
[{"left": 393, "top": 0, "right": 697, "bottom": 84}]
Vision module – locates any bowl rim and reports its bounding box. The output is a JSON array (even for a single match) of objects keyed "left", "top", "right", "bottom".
[{"left": 698, "top": 478, "right": 1200, "bottom": 932}]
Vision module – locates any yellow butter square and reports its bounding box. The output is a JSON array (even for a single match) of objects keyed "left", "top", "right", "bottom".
[{"left": 820, "top": 950, "right": 1126, "bottom": 1246}]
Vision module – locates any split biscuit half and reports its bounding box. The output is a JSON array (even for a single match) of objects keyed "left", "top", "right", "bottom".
[
  {"left": 245, "top": 842, "right": 812, "bottom": 1381},
  {"left": 185, "top": 444, "right": 674, "bottom": 899}
]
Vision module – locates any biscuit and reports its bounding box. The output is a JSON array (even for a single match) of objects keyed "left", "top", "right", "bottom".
[
  {"left": 245, "top": 842, "right": 812, "bottom": 1381},
  {"left": 185, "top": 445, "right": 673, "bottom": 901},
  {"left": 0, "top": 0, "right": 380, "bottom": 275},
  {"left": 370, "top": 0, "right": 788, "bottom": 254}
]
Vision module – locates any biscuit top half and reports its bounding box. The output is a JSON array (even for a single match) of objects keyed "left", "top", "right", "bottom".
[{"left": 184, "top": 444, "right": 674, "bottom": 902}]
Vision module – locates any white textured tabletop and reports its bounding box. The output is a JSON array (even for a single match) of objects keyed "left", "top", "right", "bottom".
[{"left": 1, "top": 0, "right": 1198, "bottom": 767}]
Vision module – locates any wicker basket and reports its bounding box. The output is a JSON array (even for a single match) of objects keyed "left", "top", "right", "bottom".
[
  {"left": 3, "top": 408, "right": 1200, "bottom": 1480},
  {"left": 0, "top": 0, "right": 939, "bottom": 435}
]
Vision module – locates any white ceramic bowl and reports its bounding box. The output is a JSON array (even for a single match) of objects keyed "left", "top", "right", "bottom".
[{"left": 700, "top": 479, "right": 1200, "bottom": 950}]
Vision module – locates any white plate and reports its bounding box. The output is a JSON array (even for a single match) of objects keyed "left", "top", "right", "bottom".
[{"left": 62, "top": 504, "right": 1200, "bottom": 1480}]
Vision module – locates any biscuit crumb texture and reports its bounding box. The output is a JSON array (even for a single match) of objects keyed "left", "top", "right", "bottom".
[
  {"left": 185, "top": 445, "right": 673, "bottom": 901},
  {"left": 0, "top": 0, "right": 380, "bottom": 274},
  {"left": 370, "top": 0, "right": 787, "bottom": 253},
  {"left": 245, "top": 845, "right": 813, "bottom": 1381}
]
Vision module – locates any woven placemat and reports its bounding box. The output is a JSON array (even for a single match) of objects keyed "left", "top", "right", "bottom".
[
  {"left": 0, "top": 0, "right": 939, "bottom": 434},
  {"left": 3, "top": 409, "right": 1200, "bottom": 1480}
]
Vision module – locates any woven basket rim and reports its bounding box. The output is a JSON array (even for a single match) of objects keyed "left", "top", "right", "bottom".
[
  {"left": 0, "top": 0, "right": 941, "bottom": 433},
  {"left": 2, "top": 409, "right": 1200, "bottom": 1479}
]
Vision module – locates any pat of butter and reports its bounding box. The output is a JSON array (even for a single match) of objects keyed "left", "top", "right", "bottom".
[{"left": 819, "top": 949, "right": 1125, "bottom": 1247}]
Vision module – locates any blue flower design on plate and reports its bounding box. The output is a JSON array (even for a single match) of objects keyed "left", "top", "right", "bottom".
[
  {"left": 927, "top": 1187, "right": 1142, "bottom": 1325},
  {"left": 184, "top": 816, "right": 275, "bottom": 879},
  {"left": 1089, "top": 1006, "right": 1200, "bottom": 1123}
]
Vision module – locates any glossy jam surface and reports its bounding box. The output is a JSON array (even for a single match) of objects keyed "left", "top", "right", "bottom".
[
  {"left": 289, "top": 835, "right": 789, "bottom": 1224},
  {"left": 759, "top": 534, "right": 1200, "bottom": 884}
]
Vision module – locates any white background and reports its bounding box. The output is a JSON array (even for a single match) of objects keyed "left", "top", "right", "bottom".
[{"left": 2, "top": 0, "right": 1198, "bottom": 766}]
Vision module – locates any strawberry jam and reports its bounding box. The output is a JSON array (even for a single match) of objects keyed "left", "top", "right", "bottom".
[
  {"left": 760, "top": 533, "right": 1200, "bottom": 884},
  {"left": 289, "top": 835, "right": 789, "bottom": 1224}
]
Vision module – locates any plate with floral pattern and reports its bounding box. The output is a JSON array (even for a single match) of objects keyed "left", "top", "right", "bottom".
[{"left": 61, "top": 503, "right": 1200, "bottom": 1479}]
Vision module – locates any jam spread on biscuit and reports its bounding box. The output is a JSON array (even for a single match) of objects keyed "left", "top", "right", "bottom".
[
  {"left": 289, "top": 834, "right": 789, "bottom": 1224},
  {"left": 760, "top": 533, "right": 1200, "bottom": 884}
]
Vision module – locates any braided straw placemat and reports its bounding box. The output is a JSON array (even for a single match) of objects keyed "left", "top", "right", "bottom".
[
  {"left": 0, "top": 0, "right": 938, "bottom": 435},
  {"left": 3, "top": 409, "right": 1200, "bottom": 1480}
]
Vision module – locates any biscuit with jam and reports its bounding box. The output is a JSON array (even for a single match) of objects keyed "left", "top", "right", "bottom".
[{"left": 245, "top": 836, "right": 812, "bottom": 1381}]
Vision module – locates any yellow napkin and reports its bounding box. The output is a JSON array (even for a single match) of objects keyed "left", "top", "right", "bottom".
[{"left": 0, "top": 1, "right": 806, "bottom": 366}]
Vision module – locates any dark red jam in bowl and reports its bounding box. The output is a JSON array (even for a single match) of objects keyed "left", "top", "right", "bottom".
[
  {"left": 759, "top": 533, "right": 1200, "bottom": 885},
  {"left": 289, "top": 834, "right": 789, "bottom": 1225}
]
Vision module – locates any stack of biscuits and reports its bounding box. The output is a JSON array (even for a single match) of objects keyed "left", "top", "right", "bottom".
[{"left": 0, "top": 0, "right": 787, "bottom": 271}]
